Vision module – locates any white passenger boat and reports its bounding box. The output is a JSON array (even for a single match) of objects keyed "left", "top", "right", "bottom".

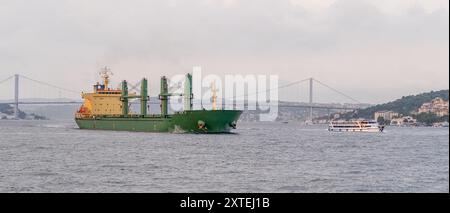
[{"left": 328, "top": 120, "right": 384, "bottom": 132}]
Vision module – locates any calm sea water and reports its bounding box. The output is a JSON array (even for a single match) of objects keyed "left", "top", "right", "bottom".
[{"left": 0, "top": 120, "right": 448, "bottom": 193}]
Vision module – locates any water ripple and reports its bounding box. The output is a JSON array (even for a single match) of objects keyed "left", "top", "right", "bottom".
[{"left": 0, "top": 120, "right": 448, "bottom": 193}]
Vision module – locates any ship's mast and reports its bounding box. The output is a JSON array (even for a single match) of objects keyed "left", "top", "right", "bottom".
[{"left": 99, "top": 66, "right": 113, "bottom": 89}]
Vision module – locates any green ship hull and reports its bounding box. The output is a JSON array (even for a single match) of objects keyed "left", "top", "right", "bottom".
[{"left": 75, "top": 110, "right": 242, "bottom": 133}]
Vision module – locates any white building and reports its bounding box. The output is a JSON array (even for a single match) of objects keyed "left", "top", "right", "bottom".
[
  {"left": 374, "top": 111, "right": 399, "bottom": 121},
  {"left": 418, "top": 97, "right": 449, "bottom": 117}
]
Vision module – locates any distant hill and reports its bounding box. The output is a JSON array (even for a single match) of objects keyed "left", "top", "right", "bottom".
[
  {"left": 343, "top": 90, "right": 449, "bottom": 119},
  {"left": 0, "top": 103, "right": 11, "bottom": 113},
  {"left": 0, "top": 103, "right": 47, "bottom": 120},
  {"left": 0, "top": 103, "right": 26, "bottom": 119}
]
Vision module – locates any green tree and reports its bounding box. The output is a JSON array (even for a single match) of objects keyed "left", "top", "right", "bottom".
[
  {"left": 416, "top": 112, "right": 440, "bottom": 126},
  {"left": 341, "top": 90, "right": 449, "bottom": 119}
]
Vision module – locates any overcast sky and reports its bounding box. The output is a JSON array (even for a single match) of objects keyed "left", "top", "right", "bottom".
[{"left": 0, "top": 0, "right": 448, "bottom": 104}]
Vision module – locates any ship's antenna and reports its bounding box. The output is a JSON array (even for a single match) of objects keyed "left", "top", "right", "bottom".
[{"left": 99, "top": 66, "right": 113, "bottom": 89}]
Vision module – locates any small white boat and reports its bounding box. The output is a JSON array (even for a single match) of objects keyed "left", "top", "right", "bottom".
[{"left": 328, "top": 120, "right": 384, "bottom": 132}]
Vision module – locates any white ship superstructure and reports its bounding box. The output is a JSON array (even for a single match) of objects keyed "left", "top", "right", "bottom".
[{"left": 328, "top": 120, "right": 384, "bottom": 132}]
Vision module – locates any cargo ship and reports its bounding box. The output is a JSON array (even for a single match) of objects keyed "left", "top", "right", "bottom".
[{"left": 75, "top": 68, "right": 242, "bottom": 133}]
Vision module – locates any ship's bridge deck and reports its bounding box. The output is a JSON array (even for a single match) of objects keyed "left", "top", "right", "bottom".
[{"left": 96, "top": 90, "right": 122, "bottom": 95}]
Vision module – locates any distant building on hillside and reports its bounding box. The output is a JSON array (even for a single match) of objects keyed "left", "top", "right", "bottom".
[
  {"left": 417, "top": 97, "right": 449, "bottom": 116},
  {"left": 374, "top": 111, "right": 399, "bottom": 121}
]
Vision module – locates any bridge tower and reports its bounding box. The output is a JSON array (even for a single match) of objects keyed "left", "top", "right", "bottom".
[
  {"left": 309, "top": 77, "right": 313, "bottom": 122},
  {"left": 14, "top": 74, "right": 19, "bottom": 119}
]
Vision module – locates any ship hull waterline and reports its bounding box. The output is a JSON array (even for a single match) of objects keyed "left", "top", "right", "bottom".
[{"left": 75, "top": 110, "right": 243, "bottom": 133}]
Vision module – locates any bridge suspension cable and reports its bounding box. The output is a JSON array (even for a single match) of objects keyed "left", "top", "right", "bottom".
[
  {"left": 216, "top": 77, "right": 362, "bottom": 105},
  {"left": 19, "top": 75, "right": 80, "bottom": 94},
  {"left": 223, "top": 77, "right": 311, "bottom": 100},
  {"left": 0, "top": 75, "right": 13, "bottom": 85},
  {"left": 312, "top": 78, "right": 361, "bottom": 104}
]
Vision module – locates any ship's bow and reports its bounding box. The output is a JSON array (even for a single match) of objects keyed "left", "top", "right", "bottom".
[{"left": 171, "top": 110, "right": 243, "bottom": 133}]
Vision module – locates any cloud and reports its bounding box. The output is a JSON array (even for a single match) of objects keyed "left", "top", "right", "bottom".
[{"left": 0, "top": 0, "right": 448, "bottom": 103}]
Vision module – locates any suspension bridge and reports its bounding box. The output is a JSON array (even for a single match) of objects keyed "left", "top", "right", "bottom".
[{"left": 0, "top": 74, "right": 366, "bottom": 120}]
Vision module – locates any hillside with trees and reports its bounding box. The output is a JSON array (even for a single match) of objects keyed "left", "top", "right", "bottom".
[{"left": 341, "top": 90, "right": 449, "bottom": 121}]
